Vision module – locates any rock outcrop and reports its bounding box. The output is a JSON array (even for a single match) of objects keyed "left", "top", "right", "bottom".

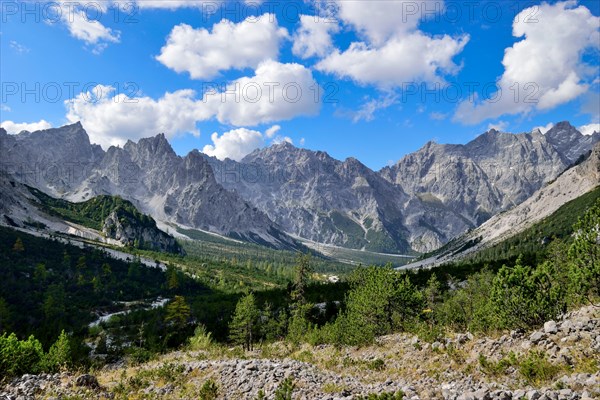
[{"left": 102, "top": 209, "right": 183, "bottom": 255}]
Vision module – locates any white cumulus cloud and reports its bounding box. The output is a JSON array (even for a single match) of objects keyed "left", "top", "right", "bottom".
[
  {"left": 204, "top": 59, "right": 321, "bottom": 126},
  {"left": 63, "top": 61, "right": 319, "bottom": 147},
  {"left": 578, "top": 123, "right": 600, "bottom": 136},
  {"left": 265, "top": 125, "right": 281, "bottom": 138},
  {"left": 1, "top": 120, "right": 52, "bottom": 134},
  {"left": 202, "top": 128, "right": 265, "bottom": 161},
  {"left": 54, "top": 1, "right": 120, "bottom": 52},
  {"left": 316, "top": 32, "right": 468, "bottom": 89},
  {"left": 134, "top": 0, "right": 215, "bottom": 9},
  {"left": 292, "top": 14, "right": 340, "bottom": 59},
  {"left": 533, "top": 123, "right": 555, "bottom": 134},
  {"left": 333, "top": 0, "right": 443, "bottom": 46},
  {"left": 454, "top": 1, "right": 600, "bottom": 124},
  {"left": 65, "top": 85, "right": 211, "bottom": 149},
  {"left": 156, "top": 14, "right": 288, "bottom": 79},
  {"left": 202, "top": 125, "right": 288, "bottom": 161}
]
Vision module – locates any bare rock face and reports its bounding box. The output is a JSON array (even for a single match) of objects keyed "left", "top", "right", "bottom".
[
  {"left": 544, "top": 121, "right": 600, "bottom": 164},
  {"left": 0, "top": 122, "right": 104, "bottom": 196},
  {"left": 2, "top": 121, "right": 597, "bottom": 254},
  {"left": 101, "top": 210, "right": 184, "bottom": 255},
  {"left": 380, "top": 125, "right": 598, "bottom": 251},
  {"left": 407, "top": 142, "right": 600, "bottom": 269},
  {"left": 206, "top": 142, "right": 412, "bottom": 253},
  {"left": 1, "top": 124, "right": 299, "bottom": 250}
]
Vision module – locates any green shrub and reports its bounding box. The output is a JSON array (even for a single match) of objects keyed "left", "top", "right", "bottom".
[
  {"left": 367, "top": 358, "right": 386, "bottom": 371},
  {"left": 518, "top": 351, "right": 561, "bottom": 384},
  {"left": 490, "top": 259, "right": 566, "bottom": 330},
  {"left": 0, "top": 333, "right": 44, "bottom": 377},
  {"left": 41, "top": 330, "right": 71, "bottom": 372},
  {"left": 274, "top": 377, "right": 295, "bottom": 400},
  {"left": 188, "top": 324, "right": 214, "bottom": 351},
  {"left": 198, "top": 379, "right": 219, "bottom": 400}
]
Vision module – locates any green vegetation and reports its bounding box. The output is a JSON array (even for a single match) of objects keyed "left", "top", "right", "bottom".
[
  {"left": 274, "top": 377, "right": 296, "bottom": 400},
  {"left": 0, "top": 330, "right": 71, "bottom": 378},
  {"left": 0, "top": 189, "right": 598, "bottom": 386},
  {"left": 28, "top": 187, "right": 155, "bottom": 231}
]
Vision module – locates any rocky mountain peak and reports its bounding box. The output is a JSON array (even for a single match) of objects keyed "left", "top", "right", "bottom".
[{"left": 544, "top": 121, "right": 598, "bottom": 164}]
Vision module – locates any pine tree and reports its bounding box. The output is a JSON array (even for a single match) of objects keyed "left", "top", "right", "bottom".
[
  {"left": 165, "top": 296, "right": 191, "bottom": 330},
  {"left": 568, "top": 199, "right": 600, "bottom": 299},
  {"left": 12, "top": 237, "right": 24, "bottom": 253},
  {"left": 42, "top": 330, "right": 71, "bottom": 372},
  {"left": 229, "top": 293, "right": 259, "bottom": 351},
  {"left": 291, "top": 254, "right": 312, "bottom": 305}
]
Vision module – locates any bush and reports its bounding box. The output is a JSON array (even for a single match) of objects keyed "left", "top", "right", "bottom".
[
  {"left": 490, "top": 259, "right": 566, "bottom": 330},
  {"left": 188, "top": 324, "right": 214, "bottom": 351},
  {"left": 198, "top": 379, "right": 219, "bottom": 400},
  {"left": 274, "top": 377, "right": 295, "bottom": 400},
  {"left": 329, "top": 267, "right": 424, "bottom": 346},
  {"left": 41, "top": 330, "right": 71, "bottom": 372},
  {"left": 0, "top": 333, "right": 44, "bottom": 378},
  {"left": 518, "top": 351, "right": 561, "bottom": 384}
]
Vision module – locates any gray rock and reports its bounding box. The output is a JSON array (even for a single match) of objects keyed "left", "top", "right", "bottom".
[
  {"left": 530, "top": 331, "right": 547, "bottom": 344},
  {"left": 75, "top": 374, "right": 99, "bottom": 389},
  {"left": 544, "top": 321, "right": 558, "bottom": 334}
]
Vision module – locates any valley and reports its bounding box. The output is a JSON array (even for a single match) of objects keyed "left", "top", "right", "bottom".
[{"left": 1, "top": 122, "right": 599, "bottom": 400}]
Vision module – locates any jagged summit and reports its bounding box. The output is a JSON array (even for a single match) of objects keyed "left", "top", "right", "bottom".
[{"left": 2, "top": 121, "right": 598, "bottom": 253}]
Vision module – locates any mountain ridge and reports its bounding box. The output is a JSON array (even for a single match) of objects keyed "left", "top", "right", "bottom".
[{"left": 1, "top": 120, "right": 598, "bottom": 254}]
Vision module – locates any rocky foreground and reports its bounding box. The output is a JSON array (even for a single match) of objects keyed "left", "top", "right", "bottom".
[{"left": 2, "top": 305, "right": 599, "bottom": 400}]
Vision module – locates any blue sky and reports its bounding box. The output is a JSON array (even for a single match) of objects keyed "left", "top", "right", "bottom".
[{"left": 1, "top": 0, "right": 599, "bottom": 169}]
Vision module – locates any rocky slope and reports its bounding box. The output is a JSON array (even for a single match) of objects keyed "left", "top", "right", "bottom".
[
  {"left": 207, "top": 123, "right": 598, "bottom": 253},
  {"left": 0, "top": 125, "right": 300, "bottom": 250},
  {"left": 405, "top": 142, "right": 600, "bottom": 269},
  {"left": 2, "top": 121, "right": 597, "bottom": 254},
  {"left": 2, "top": 304, "right": 598, "bottom": 399},
  {"left": 101, "top": 208, "right": 182, "bottom": 254},
  {"left": 206, "top": 142, "right": 413, "bottom": 253},
  {"left": 380, "top": 124, "right": 599, "bottom": 251},
  {"left": 0, "top": 174, "right": 184, "bottom": 254}
]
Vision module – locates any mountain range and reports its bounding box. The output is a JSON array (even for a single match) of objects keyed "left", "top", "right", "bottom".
[{"left": 1, "top": 121, "right": 598, "bottom": 254}]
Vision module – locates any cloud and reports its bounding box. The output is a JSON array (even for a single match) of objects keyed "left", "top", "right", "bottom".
[
  {"left": 292, "top": 14, "right": 340, "bottom": 59},
  {"left": 578, "top": 123, "right": 600, "bottom": 136},
  {"left": 9, "top": 40, "right": 29, "bottom": 54},
  {"left": 202, "top": 128, "right": 265, "bottom": 161},
  {"left": 1, "top": 120, "right": 52, "bottom": 134},
  {"left": 64, "top": 62, "right": 319, "bottom": 147},
  {"left": 316, "top": 32, "right": 469, "bottom": 89},
  {"left": 347, "top": 94, "right": 398, "bottom": 122},
  {"left": 332, "top": 0, "right": 443, "bottom": 46},
  {"left": 65, "top": 85, "right": 211, "bottom": 149},
  {"left": 156, "top": 14, "right": 288, "bottom": 79},
  {"left": 454, "top": 1, "right": 600, "bottom": 124},
  {"left": 0, "top": 105, "right": 11, "bottom": 112},
  {"left": 134, "top": 0, "right": 214, "bottom": 9},
  {"left": 487, "top": 121, "right": 508, "bottom": 132},
  {"left": 59, "top": 4, "right": 120, "bottom": 52},
  {"left": 533, "top": 122, "right": 555, "bottom": 134},
  {"left": 429, "top": 111, "right": 448, "bottom": 120},
  {"left": 202, "top": 124, "right": 289, "bottom": 160},
  {"left": 204, "top": 59, "right": 321, "bottom": 126},
  {"left": 272, "top": 135, "right": 293, "bottom": 145},
  {"left": 265, "top": 125, "right": 281, "bottom": 138}
]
